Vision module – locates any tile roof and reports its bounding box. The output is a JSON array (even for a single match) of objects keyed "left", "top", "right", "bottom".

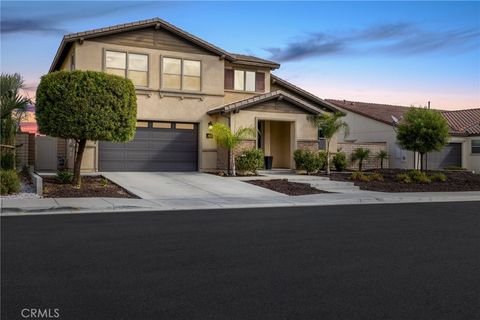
[
  {"left": 229, "top": 53, "right": 280, "bottom": 69},
  {"left": 327, "top": 99, "right": 480, "bottom": 137},
  {"left": 441, "top": 108, "right": 480, "bottom": 136},
  {"left": 207, "top": 90, "right": 322, "bottom": 115}
]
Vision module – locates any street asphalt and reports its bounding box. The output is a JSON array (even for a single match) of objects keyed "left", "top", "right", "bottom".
[{"left": 2, "top": 202, "right": 479, "bottom": 320}]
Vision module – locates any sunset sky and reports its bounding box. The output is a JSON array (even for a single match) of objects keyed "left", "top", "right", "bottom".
[{"left": 1, "top": 1, "right": 479, "bottom": 110}]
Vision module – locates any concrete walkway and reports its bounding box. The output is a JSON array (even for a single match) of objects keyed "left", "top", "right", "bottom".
[{"left": 2, "top": 191, "right": 480, "bottom": 216}]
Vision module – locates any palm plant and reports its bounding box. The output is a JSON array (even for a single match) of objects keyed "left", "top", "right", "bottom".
[
  {"left": 0, "top": 73, "right": 30, "bottom": 168},
  {"left": 308, "top": 112, "right": 349, "bottom": 174},
  {"left": 351, "top": 148, "right": 370, "bottom": 172},
  {"left": 376, "top": 150, "right": 388, "bottom": 169},
  {"left": 210, "top": 123, "right": 255, "bottom": 176}
]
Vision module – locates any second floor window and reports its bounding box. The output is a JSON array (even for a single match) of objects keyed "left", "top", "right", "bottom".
[
  {"left": 225, "top": 69, "right": 265, "bottom": 92},
  {"left": 162, "top": 57, "right": 201, "bottom": 91},
  {"left": 105, "top": 50, "right": 148, "bottom": 87}
]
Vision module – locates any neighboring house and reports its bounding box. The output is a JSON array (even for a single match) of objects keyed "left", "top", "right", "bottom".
[
  {"left": 48, "top": 18, "right": 337, "bottom": 172},
  {"left": 328, "top": 99, "right": 480, "bottom": 172}
]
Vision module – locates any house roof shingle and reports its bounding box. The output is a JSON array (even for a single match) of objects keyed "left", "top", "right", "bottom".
[
  {"left": 207, "top": 90, "right": 322, "bottom": 115},
  {"left": 327, "top": 99, "right": 480, "bottom": 137},
  {"left": 50, "top": 18, "right": 280, "bottom": 71}
]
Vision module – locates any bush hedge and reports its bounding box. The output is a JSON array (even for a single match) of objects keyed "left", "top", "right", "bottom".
[
  {"left": 293, "top": 149, "right": 325, "bottom": 174},
  {"left": 0, "top": 152, "right": 15, "bottom": 170},
  {"left": 332, "top": 152, "right": 347, "bottom": 171},
  {"left": 235, "top": 149, "right": 264, "bottom": 174},
  {"left": 0, "top": 169, "right": 20, "bottom": 195}
]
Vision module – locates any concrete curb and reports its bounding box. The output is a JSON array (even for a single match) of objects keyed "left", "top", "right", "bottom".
[{"left": 1, "top": 192, "right": 480, "bottom": 217}]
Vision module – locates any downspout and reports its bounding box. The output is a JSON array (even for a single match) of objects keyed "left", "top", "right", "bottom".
[{"left": 219, "top": 112, "right": 231, "bottom": 174}]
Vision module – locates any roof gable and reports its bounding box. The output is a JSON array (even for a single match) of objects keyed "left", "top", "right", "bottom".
[
  {"left": 270, "top": 75, "right": 338, "bottom": 113},
  {"left": 50, "top": 18, "right": 280, "bottom": 71},
  {"left": 207, "top": 90, "right": 322, "bottom": 115}
]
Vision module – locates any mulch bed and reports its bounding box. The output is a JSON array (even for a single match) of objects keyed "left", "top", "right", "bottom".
[
  {"left": 246, "top": 179, "right": 329, "bottom": 196},
  {"left": 43, "top": 176, "right": 137, "bottom": 198},
  {"left": 328, "top": 169, "right": 480, "bottom": 192}
]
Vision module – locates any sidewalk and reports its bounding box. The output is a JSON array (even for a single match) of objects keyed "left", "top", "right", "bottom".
[{"left": 2, "top": 191, "right": 480, "bottom": 216}]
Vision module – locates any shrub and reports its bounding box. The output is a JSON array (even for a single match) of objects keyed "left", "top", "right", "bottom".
[
  {"left": 350, "top": 172, "right": 370, "bottom": 182},
  {"left": 294, "top": 149, "right": 307, "bottom": 170},
  {"left": 0, "top": 152, "right": 15, "bottom": 170},
  {"left": 235, "top": 148, "right": 264, "bottom": 174},
  {"left": 56, "top": 170, "right": 73, "bottom": 184},
  {"left": 332, "top": 152, "right": 347, "bottom": 171},
  {"left": 396, "top": 173, "right": 412, "bottom": 183},
  {"left": 318, "top": 151, "right": 328, "bottom": 170},
  {"left": 0, "top": 169, "right": 20, "bottom": 195},
  {"left": 303, "top": 151, "right": 322, "bottom": 174},
  {"left": 369, "top": 172, "right": 384, "bottom": 181},
  {"left": 376, "top": 150, "right": 388, "bottom": 169},
  {"left": 407, "top": 170, "right": 431, "bottom": 183},
  {"left": 430, "top": 172, "right": 447, "bottom": 182}
]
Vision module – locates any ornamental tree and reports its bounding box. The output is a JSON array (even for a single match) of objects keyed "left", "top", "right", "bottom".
[
  {"left": 36, "top": 70, "right": 137, "bottom": 186},
  {"left": 210, "top": 123, "right": 255, "bottom": 176},
  {"left": 308, "top": 112, "right": 349, "bottom": 175},
  {"left": 396, "top": 107, "right": 449, "bottom": 171}
]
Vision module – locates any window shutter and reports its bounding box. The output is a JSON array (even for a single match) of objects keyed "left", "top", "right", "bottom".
[
  {"left": 255, "top": 72, "right": 265, "bottom": 92},
  {"left": 224, "top": 69, "right": 234, "bottom": 90}
]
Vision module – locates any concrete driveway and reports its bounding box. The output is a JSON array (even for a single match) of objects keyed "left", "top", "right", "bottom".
[{"left": 101, "top": 172, "right": 283, "bottom": 200}]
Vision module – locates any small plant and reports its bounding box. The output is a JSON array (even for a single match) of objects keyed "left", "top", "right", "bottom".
[
  {"left": 369, "top": 172, "right": 384, "bottom": 181},
  {"left": 293, "top": 149, "right": 322, "bottom": 174},
  {"left": 430, "top": 172, "right": 447, "bottom": 182},
  {"left": 407, "top": 170, "right": 431, "bottom": 184},
  {"left": 396, "top": 173, "right": 412, "bottom": 183},
  {"left": 101, "top": 177, "right": 109, "bottom": 187},
  {"left": 350, "top": 171, "right": 370, "bottom": 182},
  {"left": 56, "top": 170, "right": 74, "bottom": 184},
  {"left": 376, "top": 150, "right": 388, "bottom": 169},
  {"left": 0, "top": 169, "right": 21, "bottom": 195},
  {"left": 318, "top": 151, "right": 327, "bottom": 170},
  {"left": 293, "top": 149, "right": 308, "bottom": 171},
  {"left": 332, "top": 152, "right": 347, "bottom": 171},
  {"left": 351, "top": 148, "right": 370, "bottom": 172},
  {"left": 235, "top": 148, "right": 264, "bottom": 174}
]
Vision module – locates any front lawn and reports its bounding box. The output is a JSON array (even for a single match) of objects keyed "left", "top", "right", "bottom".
[
  {"left": 329, "top": 169, "right": 480, "bottom": 192},
  {"left": 43, "top": 176, "right": 136, "bottom": 198}
]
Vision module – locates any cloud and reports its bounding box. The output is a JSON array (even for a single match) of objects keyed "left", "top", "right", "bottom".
[
  {"left": 267, "top": 23, "right": 480, "bottom": 62},
  {"left": 1, "top": 18, "right": 67, "bottom": 35},
  {"left": 0, "top": 1, "right": 159, "bottom": 35}
]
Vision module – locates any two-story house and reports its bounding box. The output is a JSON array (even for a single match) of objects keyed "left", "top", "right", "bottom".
[{"left": 49, "top": 18, "right": 338, "bottom": 172}]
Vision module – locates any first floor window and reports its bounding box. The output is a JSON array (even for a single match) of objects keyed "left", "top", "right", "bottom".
[
  {"left": 105, "top": 50, "right": 148, "bottom": 87},
  {"left": 472, "top": 140, "right": 480, "bottom": 154}
]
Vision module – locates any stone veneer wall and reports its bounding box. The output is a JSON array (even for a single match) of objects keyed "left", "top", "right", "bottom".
[
  {"left": 338, "top": 142, "right": 388, "bottom": 170},
  {"left": 297, "top": 140, "right": 319, "bottom": 152},
  {"left": 216, "top": 139, "right": 256, "bottom": 173}
]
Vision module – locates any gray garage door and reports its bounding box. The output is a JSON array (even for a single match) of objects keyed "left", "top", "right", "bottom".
[
  {"left": 99, "top": 121, "right": 198, "bottom": 172},
  {"left": 427, "top": 143, "right": 462, "bottom": 170}
]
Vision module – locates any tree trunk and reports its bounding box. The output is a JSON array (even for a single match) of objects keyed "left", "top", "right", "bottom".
[
  {"left": 420, "top": 153, "right": 424, "bottom": 172},
  {"left": 380, "top": 159, "right": 384, "bottom": 169},
  {"left": 231, "top": 149, "right": 236, "bottom": 176},
  {"left": 359, "top": 160, "right": 363, "bottom": 172},
  {"left": 326, "top": 140, "right": 331, "bottom": 175},
  {"left": 73, "top": 139, "right": 87, "bottom": 187}
]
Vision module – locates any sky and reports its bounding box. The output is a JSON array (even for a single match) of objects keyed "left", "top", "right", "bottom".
[{"left": 1, "top": 1, "right": 479, "bottom": 110}]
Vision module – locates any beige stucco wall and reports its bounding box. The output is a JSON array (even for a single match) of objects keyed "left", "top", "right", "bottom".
[
  {"left": 57, "top": 38, "right": 333, "bottom": 172},
  {"left": 336, "top": 107, "right": 414, "bottom": 169},
  {"left": 463, "top": 137, "right": 480, "bottom": 172}
]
